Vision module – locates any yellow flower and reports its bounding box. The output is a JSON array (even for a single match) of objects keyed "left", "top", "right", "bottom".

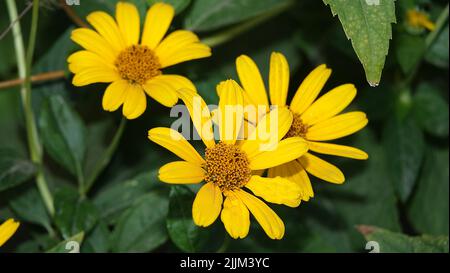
[
  {"left": 68, "top": 2, "right": 211, "bottom": 119},
  {"left": 232, "top": 52, "right": 368, "bottom": 202},
  {"left": 406, "top": 9, "right": 436, "bottom": 31},
  {"left": 148, "top": 80, "right": 309, "bottom": 239},
  {"left": 0, "top": 219, "right": 20, "bottom": 247}
]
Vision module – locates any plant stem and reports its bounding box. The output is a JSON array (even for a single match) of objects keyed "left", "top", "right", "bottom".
[
  {"left": 7, "top": 0, "right": 55, "bottom": 216},
  {"left": 201, "top": 0, "right": 294, "bottom": 48},
  {"left": 403, "top": 4, "right": 449, "bottom": 87},
  {"left": 425, "top": 4, "right": 449, "bottom": 48},
  {"left": 59, "top": 0, "right": 89, "bottom": 28},
  {"left": 0, "top": 70, "right": 66, "bottom": 90},
  {"left": 83, "top": 117, "right": 127, "bottom": 194}
]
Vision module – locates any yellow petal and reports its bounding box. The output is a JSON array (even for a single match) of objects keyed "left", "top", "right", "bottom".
[
  {"left": 235, "top": 55, "right": 269, "bottom": 108},
  {"left": 144, "top": 74, "right": 196, "bottom": 107},
  {"left": 71, "top": 28, "right": 117, "bottom": 62},
  {"left": 221, "top": 191, "right": 250, "bottom": 239},
  {"left": 217, "top": 80, "right": 244, "bottom": 145},
  {"left": 213, "top": 107, "right": 255, "bottom": 143},
  {"left": 245, "top": 175, "right": 302, "bottom": 207},
  {"left": 298, "top": 153, "right": 345, "bottom": 184},
  {"left": 68, "top": 50, "right": 116, "bottom": 73},
  {"left": 307, "top": 141, "right": 368, "bottom": 160},
  {"left": 122, "top": 84, "right": 146, "bottom": 119},
  {"left": 235, "top": 190, "right": 284, "bottom": 240},
  {"left": 0, "top": 219, "right": 20, "bottom": 247},
  {"left": 290, "top": 65, "right": 332, "bottom": 115},
  {"left": 192, "top": 182, "right": 223, "bottom": 227},
  {"left": 301, "top": 84, "right": 357, "bottom": 126},
  {"left": 269, "top": 52, "right": 290, "bottom": 107},
  {"left": 148, "top": 127, "right": 204, "bottom": 164},
  {"left": 154, "top": 74, "right": 197, "bottom": 92},
  {"left": 248, "top": 137, "right": 308, "bottom": 170},
  {"left": 143, "top": 78, "right": 178, "bottom": 107},
  {"left": 268, "top": 161, "right": 314, "bottom": 201},
  {"left": 155, "top": 30, "right": 198, "bottom": 56},
  {"left": 115, "top": 1, "right": 140, "bottom": 46},
  {"left": 210, "top": 108, "right": 219, "bottom": 126},
  {"left": 162, "top": 43, "right": 210, "bottom": 66},
  {"left": 177, "top": 89, "right": 215, "bottom": 148},
  {"left": 237, "top": 119, "right": 257, "bottom": 141},
  {"left": 155, "top": 30, "right": 211, "bottom": 68},
  {"left": 141, "top": 3, "right": 174, "bottom": 49},
  {"left": 102, "top": 80, "right": 129, "bottom": 112},
  {"left": 242, "top": 91, "right": 269, "bottom": 124},
  {"left": 217, "top": 86, "right": 268, "bottom": 125},
  {"left": 306, "top": 111, "right": 368, "bottom": 141},
  {"left": 159, "top": 161, "right": 205, "bottom": 184},
  {"left": 72, "top": 67, "right": 121, "bottom": 86},
  {"left": 271, "top": 107, "right": 293, "bottom": 141},
  {"left": 86, "top": 11, "right": 126, "bottom": 52},
  {"left": 252, "top": 169, "right": 265, "bottom": 177},
  {"left": 240, "top": 107, "right": 293, "bottom": 158}
]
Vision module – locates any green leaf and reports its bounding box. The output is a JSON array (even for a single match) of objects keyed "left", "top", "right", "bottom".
[
  {"left": 0, "top": 92, "right": 25, "bottom": 155},
  {"left": 358, "top": 225, "right": 449, "bottom": 253},
  {"left": 230, "top": 129, "right": 401, "bottom": 253},
  {"left": 33, "top": 27, "right": 74, "bottom": 76},
  {"left": 39, "top": 95, "right": 87, "bottom": 180},
  {"left": 110, "top": 191, "right": 169, "bottom": 252},
  {"left": 396, "top": 33, "right": 425, "bottom": 75},
  {"left": 0, "top": 149, "right": 36, "bottom": 192},
  {"left": 234, "top": 200, "right": 355, "bottom": 252},
  {"left": 425, "top": 24, "right": 449, "bottom": 68},
  {"left": 167, "top": 186, "right": 216, "bottom": 252},
  {"left": 83, "top": 118, "right": 115, "bottom": 181},
  {"left": 54, "top": 187, "right": 99, "bottom": 239},
  {"left": 15, "top": 233, "right": 57, "bottom": 253},
  {"left": 9, "top": 186, "right": 52, "bottom": 232},
  {"left": 93, "top": 171, "right": 161, "bottom": 223},
  {"left": 147, "top": 0, "right": 191, "bottom": 13},
  {"left": 413, "top": 83, "right": 449, "bottom": 138},
  {"left": 306, "top": 129, "right": 401, "bottom": 252},
  {"left": 383, "top": 116, "right": 424, "bottom": 202},
  {"left": 335, "top": 130, "right": 402, "bottom": 231},
  {"left": 408, "top": 148, "right": 449, "bottom": 236},
  {"left": 31, "top": 28, "right": 75, "bottom": 120},
  {"left": 46, "top": 232, "right": 85, "bottom": 253},
  {"left": 81, "top": 221, "right": 111, "bottom": 253},
  {"left": 323, "top": 0, "right": 396, "bottom": 86},
  {"left": 184, "top": 0, "right": 292, "bottom": 31}
]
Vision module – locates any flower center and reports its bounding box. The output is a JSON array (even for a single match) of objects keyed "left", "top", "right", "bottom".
[
  {"left": 285, "top": 112, "right": 308, "bottom": 138},
  {"left": 203, "top": 142, "right": 252, "bottom": 192},
  {"left": 115, "top": 45, "right": 161, "bottom": 85}
]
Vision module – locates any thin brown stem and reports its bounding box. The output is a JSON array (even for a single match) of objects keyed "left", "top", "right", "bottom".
[
  {"left": 0, "top": 70, "right": 66, "bottom": 90},
  {"left": 0, "top": 1, "right": 33, "bottom": 41},
  {"left": 59, "top": 0, "right": 88, "bottom": 28}
]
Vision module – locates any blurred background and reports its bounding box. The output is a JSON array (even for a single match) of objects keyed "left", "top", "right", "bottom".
[{"left": 0, "top": 0, "right": 448, "bottom": 253}]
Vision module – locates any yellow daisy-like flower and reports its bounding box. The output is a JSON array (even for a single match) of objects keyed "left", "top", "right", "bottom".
[
  {"left": 0, "top": 219, "right": 20, "bottom": 247},
  {"left": 232, "top": 52, "right": 369, "bottom": 202},
  {"left": 148, "top": 80, "right": 309, "bottom": 239},
  {"left": 68, "top": 2, "right": 211, "bottom": 119},
  {"left": 406, "top": 9, "right": 436, "bottom": 31}
]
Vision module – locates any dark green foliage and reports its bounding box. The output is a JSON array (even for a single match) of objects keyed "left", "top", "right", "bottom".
[{"left": 0, "top": 0, "right": 447, "bottom": 253}]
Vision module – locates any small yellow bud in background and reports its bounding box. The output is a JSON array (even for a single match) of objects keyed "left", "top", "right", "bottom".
[{"left": 406, "top": 9, "right": 436, "bottom": 31}]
